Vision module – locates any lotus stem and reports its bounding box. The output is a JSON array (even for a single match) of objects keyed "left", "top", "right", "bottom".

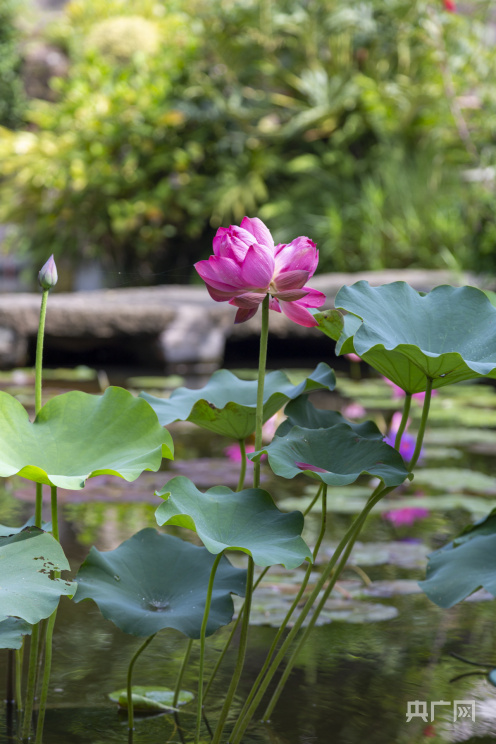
[
  {"left": 173, "top": 639, "right": 193, "bottom": 709},
  {"left": 236, "top": 439, "right": 247, "bottom": 492},
  {"left": 16, "top": 645, "right": 24, "bottom": 712},
  {"left": 34, "top": 610, "right": 58, "bottom": 744},
  {"left": 394, "top": 393, "right": 411, "bottom": 450},
  {"left": 195, "top": 552, "right": 223, "bottom": 743},
  {"left": 21, "top": 623, "right": 40, "bottom": 740},
  {"left": 408, "top": 378, "right": 433, "bottom": 470},
  {"left": 50, "top": 486, "right": 59, "bottom": 542},
  {"left": 253, "top": 295, "right": 269, "bottom": 489},
  {"left": 126, "top": 633, "right": 157, "bottom": 731}
]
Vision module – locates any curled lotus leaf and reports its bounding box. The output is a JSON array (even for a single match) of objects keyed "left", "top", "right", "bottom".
[
  {"left": 74, "top": 529, "right": 246, "bottom": 638},
  {"left": 333, "top": 281, "right": 496, "bottom": 394},
  {"left": 140, "top": 363, "right": 336, "bottom": 440},
  {"left": 250, "top": 424, "right": 410, "bottom": 487},
  {"left": 419, "top": 510, "right": 496, "bottom": 608},
  {"left": 0, "top": 386, "right": 173, "bottom": 489},
  {"left": 0, "top": 618, "right": 32, "bottom": 650},
  {"left": 0, "top": 527, "right": 76, "bottom": 624},
  {"left": 276, "top": 396, "right": 383, "bottom": 440},
  {"left": 155, "top": 476, "right": 312, "bottom": 569},
  {"left": 109, "top": 687, "right": 194, "bottom": 712}
]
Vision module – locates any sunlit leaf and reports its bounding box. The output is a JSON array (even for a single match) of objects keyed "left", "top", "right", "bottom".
[
  {"left": 334, "top": 282, "right": 496, "bottom": 393},
  {"left": 250, "top": 424, "right": 410, "bottom": 487},
  {"left": 109, "top": 686, "right": 193, "bottom": 713},
  {"left": 0, "top": 528, "right": 76, "bottom": 623},
  {"left": 0, "top": 387, "right": 173, "bottom": 489},
  {"left": 155, "top": 477, "right": 312, "bottom": 568},
  {"left": 140, "top": 363, "right": 336, "bottom": 439},
  {"left": 74, "top": 529, "right": 246, "bottom": 637},
  {"left": 419, "top": 510, "right": 496, "bottom": 608}
]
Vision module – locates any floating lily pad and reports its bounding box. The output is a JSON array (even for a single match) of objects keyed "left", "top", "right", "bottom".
[
  {"left": 276, "top": 396, "right": 383, "bottom": 440},
  {"left": 74, "top": 529, "right": 246, "bottom": 637},
  {"left": 424, "top": 428, "right": 496, "bottom": 447},
  {"left": 0, "top": 387, "right": 173, "bottom": 490},
  {"left": 109, "top": 687, "right": 193, "bottom": 713},
  {"left": 419, "top": 510, "right": 496, "bottom": 608},
  {"left": 140, "top": 364, "right": 336, "bottom": 440},
  {"left": 155, "top": 477, "right": 312, "bottom": 569},
  {"left": 0, "top": 516, "right": 51, "bottom": 538},
  {"left": 250, "top": 424, "right": 410, "bottom": 487},
  {"left": 412, "top": 468, "right": 496, "bottom": 495},
  {"left": 0, "top": 618, "right": 32, "bottom": 649},
  {"left": 320, "top": 540, "right": 430, "bottom": 569},
  {"left": 0, "top": 527, "right": 76, "bottom": 623},
  {"left": 334, "top": 282, "right": 496, "bottom": 393}
]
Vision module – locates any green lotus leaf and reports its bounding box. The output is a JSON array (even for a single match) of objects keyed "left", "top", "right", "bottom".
[
  {"left": 250, "top": 424, "right": 410, "bottom": 487},
  {"left": 109, "top": 686, "right": 193, "bottom": 712},
  {"left": 0, "top": 618, "right": 32, "bottom": 649},
  {"left": 419, "top": 510, "right": 496, "bottom": 608},
  {"left": 0, "top": 528, "right": 76, "bottom": 623},
  {"left": 74, "top": 529, "right": 246, "bottom": 637},
  {"left": 276, "top": 396, "right": 383, "bottom": 440},
  {"left": 334, "top": 282, "right": 496, "bottom": 393},
  {"left": 0, "top": 516, "right": 51, "bottom": 538},
  {"left": 140, "top": 363, "right": 336, "bottom": 439},
  {"left": 155, "top": 477, "right": 312, "bottom": 569},
  {"left": 0, "top": 386, "right": 173, "bottom": 489},
  {"left": 313, "top": 308, "right": 344, "bottom": 341}
]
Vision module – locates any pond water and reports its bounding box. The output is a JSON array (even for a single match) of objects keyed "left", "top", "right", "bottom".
[{"left": 2, "top": 368, "right": 496, "bottom": 743}]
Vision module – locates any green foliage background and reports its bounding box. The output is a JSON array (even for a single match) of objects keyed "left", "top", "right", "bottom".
[
  {"left": 0, "top": 0, "right": 495, "bottom": 281},
  {"left": 0, "top": 0, "right": 26, "bottom": 129}
]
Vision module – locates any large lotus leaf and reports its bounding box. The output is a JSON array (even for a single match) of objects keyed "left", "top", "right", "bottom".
[
  {"left": 74, "top": 529, "right": 246, "bottom": 637},
  {"left": 334, "top": 282, "right": 496, "bottom": 393},
  {"left": 0, "top": 528, "right": 76, "bottom": 623},
  {"left": 0, "top": 387, "right": 173, "bottom": 489},
  {"left": 0, "top": 516, "right": 51, "bottom": 538},
  {"left": 419, "top": 511, "right": 496, "bottom": 608},
  {"left": 155, "top": 477, "right": 312, "bottom": 569},
  {"left": 250, "top": 424, "right": 410, "bottom": 487},
  {"left": 139, "top": 363, "right": 336, "bottom": 439},
  {"left": 276, "top": 396, "right": 383, "bottom": 440},
  {"left": 0, "top": 618, "right": 32, "bottom": 649}
]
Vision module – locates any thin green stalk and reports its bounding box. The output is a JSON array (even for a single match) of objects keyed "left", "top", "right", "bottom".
[
  {"left": 236, "top": 439, "right": 247, "bottom": 492},
  {"left": 34, "top": 611, "right": 57, "bottom": 744},
  {"left": 253, "top": 295, "right": 270, "bottom": 489},
  {"left": 231, "top": 485, "right": 393, "bottom": 742},
  {"left": 21, "top": 624, "right": 40, "bottom": 739},
  {"left": 203, "top": 565, "right": 270, "bottom": 702},
  {"left": 173, "top": 639, "right": 193, "bottom": 708},
  {"left": 195, "top": 552, "right": 224, "bottom": 743},
  {"left": 302, "top": 483, "right": 324, "bottom": 517},
  {"left": 230, "top": 485, "right": 328, "bottom": 738},
  {"left": 126, "top": 634, "right": 157, "bottom": 731},
  {"left": 50, "top": 486, "right": 59, "bottom": 542},
  {"left": 15, "top": 645, "right": 23, "bottom": 712},
  {"left": 408, "top": 378, "right": 433, "bottom": 471},
  {"left": 35, "top": 484, "right": 43, "bottom": 530},
  {"left": 394, "top": 394, "right": 412, "bottom": 450},
  {"left": 210, "top": 557, "right": 254, "bottom": 744},
  {"left": 35, "top": 290, "right": 48, "bottom": 416},
  {"left": 262, "top": 486, "right": 369, "bottom": 720}
]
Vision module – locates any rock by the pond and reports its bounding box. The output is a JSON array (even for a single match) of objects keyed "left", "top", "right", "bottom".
[{"left": 0, "top": 269, "right": 483, "bottom": 368}]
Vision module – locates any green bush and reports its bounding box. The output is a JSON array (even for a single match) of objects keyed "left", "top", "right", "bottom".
[
  {"left": 0, "top": 0, "right": 26, "bottom": 129},
  {"left": 0, "top": 0, "right": 495, "bottom": 279}
]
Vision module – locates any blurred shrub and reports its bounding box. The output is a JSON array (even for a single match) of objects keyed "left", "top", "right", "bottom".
[
  {"left": 0, "top": 0, "right": 26, "bottom": 129},
  {"left": 0, "top": 0, "right": 495, "bottom": 280}
]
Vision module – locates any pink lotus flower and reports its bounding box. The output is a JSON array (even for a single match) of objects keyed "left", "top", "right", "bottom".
[
  {"left": 443, "top": 0, "right": 456, "bottom": 11},
  {"left": 195, "top": 217, "right": 326, "bottom": 326},
  {"left": 383, "top": 506, "right": 429, "bottom": 527}
]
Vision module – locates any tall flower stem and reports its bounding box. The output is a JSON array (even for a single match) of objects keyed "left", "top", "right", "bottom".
[
  {"left": 211, "top": 295, "right": 270, "bottom": 742},
  {"left": 173, "top": 639, "right": 193, "bottom": 708},
  {"left": 126, "top": 634, "right": 157, "bottom": 731},
  {"left": 231, "top": 484, "right": 395, "bottom": 742},
  {"left": 236, "top": 439, "right": 247, "bottom": 492},
  {"left": 394, "top": 393, "right": 412, "bottom": 450},
  {"left": 195, "top": 552, "right": 223, "bottom": 743},
  {"left": 21, "top": 625, "right": 40, "bottom": 740},
  {"left": 34, "top": 611, "right": 57, "bottom": 744},
  {"left": 408, "top": 378, "right": 433, "bottom": 471},
  {"left": 34, "top": 289, "right": 49, "bottom": 528}
]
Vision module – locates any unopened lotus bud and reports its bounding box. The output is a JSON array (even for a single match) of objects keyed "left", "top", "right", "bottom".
[{"left": 38, "top": 255, "right": 58, "bottom": 290}]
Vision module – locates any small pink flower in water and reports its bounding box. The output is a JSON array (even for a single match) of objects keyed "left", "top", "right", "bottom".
[
  {"left": 225, "top": 443, "right": 256, "bottom": 464},
  {"left": 295, "top": 462, "right": 328, "bottom": 473},
  {"left": 383, "top": 506, "right": 429, "bottom": 527},
  {"left": 443, "top": 0, "right": 456, "bottom": 11},
  {"left": 195, "top": 217, "right": 326, "bottom": 326},
  {"left": 341, "top": 402, "right": 367, "bottom": 419}
]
